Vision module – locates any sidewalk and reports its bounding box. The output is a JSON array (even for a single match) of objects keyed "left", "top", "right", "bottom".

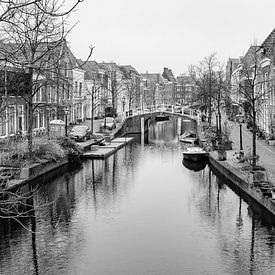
[
  {"left": 218, "top": 120, "right": 275, "bottom": 183},
  {"left": 78, "top": 118, "right": 123, "bottom": 136}
]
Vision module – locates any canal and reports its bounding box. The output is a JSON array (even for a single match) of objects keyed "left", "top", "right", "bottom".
[{"left": 1, "top": 119, "right": 275, "bottom": 274}]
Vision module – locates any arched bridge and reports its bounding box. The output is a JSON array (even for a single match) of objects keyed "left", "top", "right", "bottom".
[{"left": 116, "top": 106, "right": 199, "bottom": 137}]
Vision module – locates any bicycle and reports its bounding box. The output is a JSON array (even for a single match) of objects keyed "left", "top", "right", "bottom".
[{"left": 233, "top": 150, "right": 245, "bottom": 163}]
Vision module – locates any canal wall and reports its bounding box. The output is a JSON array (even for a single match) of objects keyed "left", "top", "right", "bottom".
[
  {"left": 208, "top": 153, "right": 275, "bottom": 218},
  {"left": 6, "top": 156, "right": 76, "bottom": 191}
]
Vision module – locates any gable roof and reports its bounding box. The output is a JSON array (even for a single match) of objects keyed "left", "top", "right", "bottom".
[
  {"left": 99, "top": 62, "right": 122, "bottom": 73},
  {"left": 141, "top": 73, "right": 164, "bottom": 85},
  {"left": 77, "top": 60, "right": 101, "bottom": 80},
  {"left": 261, "top": 28, "right": 275, "bottom": 57},
  {"left": 0, "top": 39, "right": 78, "bottom": 74},
  {"left": 162, "top": 67, "right": 176, "bottom": 82}
]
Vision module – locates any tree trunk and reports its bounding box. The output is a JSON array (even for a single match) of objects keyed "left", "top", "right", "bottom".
[
  {"left": 111, "top": 78, "right": 116, "bottom": 119},
  {"left": 91, "top": 91, "right": 94, "bottom": 134},
  {"left": 252, "top": 108, "right": 257, "bottom": 168},
  {"left": 27, "top": 68, "right": 33, "bottom": 158}
]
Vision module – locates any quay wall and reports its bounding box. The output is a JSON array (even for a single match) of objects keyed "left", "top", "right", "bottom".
[
  {"left": 208, "top": 155, "right": 275, "bottom": 218},
  {"left": 7, "top": 157, "right": 74, "bottom": 191}
]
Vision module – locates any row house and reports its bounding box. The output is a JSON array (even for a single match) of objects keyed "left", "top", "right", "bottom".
[
  {"left": 71, "top": 56, "right": 86, "bottom": 123},
  {"left": 78, "top": 61, "right": 141, "bottom": 120},
  {"left": 98, "top": 62, "right": 124, "bottom": 117},
  {"left": 227, "top": 46, "right": 261, "bottom": 123},
  {"left": 140, "top": 73, "right": 164, "bottom": 108},
  {"left": 77, "top": 60, "right": 106, "bottom": 120},
  {"left": 176, "top": 75, "right": 197, "bottom": 106},
  {"left": 227, "top": 29, "right": 275, "bottom": 136},
  {"left": 119, "top": 65, "right": 141, "bottom": 112},
  {"left": 0, "top": 69, "right": 29, "bottom": 137},
  {"left": 32, "top": 42, "right": 86, "bottom": 127},
  {"left": 0, "top": 40, "right": 87, "bottom": 139},
  {"left": 225, "top": 57, "right": 244, "bottom": 119},
  {"left": 256, "top": 29, "right": 275, "bottom": 135},
  {"left": 162, "top": 67, "right": 177, "bottom": 105}
]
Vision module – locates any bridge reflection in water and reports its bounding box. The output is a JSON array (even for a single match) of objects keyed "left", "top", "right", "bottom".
[{"left": 0, "top": 119, "right": 275, "bottom": 274}]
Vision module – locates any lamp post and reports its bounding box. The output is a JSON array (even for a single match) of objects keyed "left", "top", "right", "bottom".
[
  {"left": 64, "top": 106, "right": 69, "bottom": 137},
  {"left": 216, "top": 113, "right": 219, "bottom": 140},
  {"left": 103, "top": 98, "right": 107, "bottom": 129},
  {"left": 236, "top": 114, "right": 244, "bottom": 157},
  {"left": 91, "top": 79, "right": 95, "bottom": 134}
]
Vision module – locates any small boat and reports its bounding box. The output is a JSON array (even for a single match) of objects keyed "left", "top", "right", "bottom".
[
  {"left": 179, "top": 131, "right": 198, "bottom": 144},
  {"left": 155, "top": 114, "right": 170, "bottom": 121},
  {"left": 182, "top": 158, "right": 207, "bottom": 171},
  {"left": 182, "top": 146, "right": 208, "bottom": 161}
]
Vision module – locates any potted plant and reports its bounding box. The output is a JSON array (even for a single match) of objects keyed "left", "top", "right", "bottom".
[{"left": 268, "top": 134, "right": 275, "bottom": 146}]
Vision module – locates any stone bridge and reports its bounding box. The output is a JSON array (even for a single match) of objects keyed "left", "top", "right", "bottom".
[{"left": 115, "top": 110, "right": 198, "bottom": 137}]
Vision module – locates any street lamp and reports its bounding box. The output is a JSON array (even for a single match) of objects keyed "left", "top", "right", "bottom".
[
  {"left": 216, "top": 113, "right": 219, "bottom": 140},
  {"left": 236, "top": 114, "right": 244, "bottom": 157},
  {"left": 64, "top": 106, "right": 69, "bottom": 136}
]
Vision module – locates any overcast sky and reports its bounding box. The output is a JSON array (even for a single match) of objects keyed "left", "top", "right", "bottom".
[{"left": 66, "top": 0, "right": 275, "bottom": 76}]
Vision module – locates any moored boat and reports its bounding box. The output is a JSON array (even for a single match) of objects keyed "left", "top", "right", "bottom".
[
  {"left": 182, "top": 146, "right": 208, "bottom": 161},
  {"left": 179, "top": 131, "right": 197, "bottom": 144}
]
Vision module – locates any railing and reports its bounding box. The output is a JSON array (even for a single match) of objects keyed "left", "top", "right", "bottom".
[{"left": 123, "top": 104, "right": 198, "bottom": 120}]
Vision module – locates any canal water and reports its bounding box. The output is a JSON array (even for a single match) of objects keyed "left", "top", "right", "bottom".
[{"left": 1, "top": 119, "right": 275, "bottom": 274}]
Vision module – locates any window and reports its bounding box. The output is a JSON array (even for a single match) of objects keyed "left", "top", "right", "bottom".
[
  {"left": 74, "top": 81, "right": 78, "bottom": 94},
  {"left": 67, "top": 84, "right": 71, "bottom": 99},
  {"left": 34, "top": 111, "right": 38, "bottom": 128},
  {"left": 18, "top": 106, "right": 23, "bottom": 131},
  {"left": 79, "top": 82, "right": 82, "bottom": 96},
  {"left": 35, "top": 89, "right": 40, "bottom": 102},
  {"left": 8, "top": 106, "right": 15, "bottom": 133},
  {"left": 64, "top": 62, "right": 68, "bottom": 77},
  {"left": 0, "top": 116, "right": 6, "bottom": 136},
  {"left": 41, "top": 87, "right": 46, "bottom": 102},
  {"left": 52, "top": 86, "right": 57, "bottom": 103},
  {"left": 62, "top": 84, "right": 65, "bottom": 100},
  {"left": 47, "top": 86, "right": 51, "bottom": 102},
  {"left": 39, "top": 110, "right": 43, "bottom": 127}
]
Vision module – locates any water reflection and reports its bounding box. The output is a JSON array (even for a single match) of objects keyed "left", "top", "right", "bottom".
[
  {"left": 0, "top": 120, "right": 275, "bottom": 274},
  {"left": 148, "top": 119, "right": 178, "bottom": 143},
  {"left": 182, "top": 158, "right": 207, "bottom": 172}
]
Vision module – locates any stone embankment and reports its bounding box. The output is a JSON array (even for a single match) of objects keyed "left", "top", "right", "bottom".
[
  {"left": 1, "top": 120, "right": 125, "bottom": 191},
  {"left": 206, "top": 121, "right": 275, "bottom": 218},
  {"left": 209, "top": 151, "right": 275, "bottom": 217}
]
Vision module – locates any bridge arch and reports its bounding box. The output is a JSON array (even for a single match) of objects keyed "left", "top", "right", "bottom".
[{"left": 116, "top": 111, "right": 198, "bottom": 137}]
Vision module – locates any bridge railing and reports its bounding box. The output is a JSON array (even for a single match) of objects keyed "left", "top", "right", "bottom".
[{"left": 122, "top": 104, "right": 199, "bottom": 121}]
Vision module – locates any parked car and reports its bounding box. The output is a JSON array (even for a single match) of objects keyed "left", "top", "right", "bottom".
[
  {"left": 100, "top": 117, "right": 116, "bottom": 130},
  {"left": 68, "top": 125, "right": 91, "bottom": 142},
  {"left": 166, "top": 105, "right": 173, "bottom": 112}
]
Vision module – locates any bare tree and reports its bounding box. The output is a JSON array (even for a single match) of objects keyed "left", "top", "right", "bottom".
[
  {"left": 231, "top": 45, "right": 274, "bottom": 167},
  {"left": 0, "top": 0, "right": 41, "bottom": 22},
  {"left": 213, "top": 67, "right": 227, "bottom": 138},
  {"left": 85, "top": 79, "right": 104, "bottom": 133},
  {"left": 0, "top": 0, "right": 92, "bottom": 157},
  {"left": 189, "top": 53, "right": 220, "bottom": 125},
  {"left": 99, "top": 65, "right": 127, "bottom": 118},
  {"left": 0, "top": 0, "right": 94, "bottom": 225},
  {"left": 124, "top": 72, "right": 140, "bottom": 110}
]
